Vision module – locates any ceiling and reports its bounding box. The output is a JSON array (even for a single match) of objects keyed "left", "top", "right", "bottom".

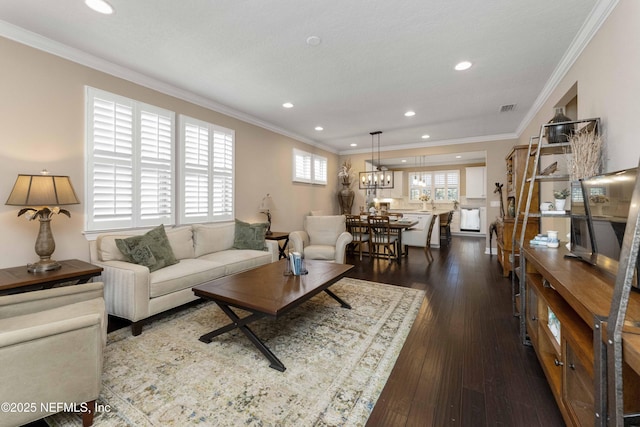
[{"left": 0, "top": 0, "right": 604, "bottom": 155}]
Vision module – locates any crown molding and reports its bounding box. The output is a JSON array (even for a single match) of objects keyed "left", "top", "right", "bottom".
[
  {"left": 0, "top": 20, "right": 339, "bottom": 154},
  {"left": 339, "top": 132, "right": 518, "bottom": 156},
  {"left": 516, "top": 0, "right": 620, "bottom": 137}
]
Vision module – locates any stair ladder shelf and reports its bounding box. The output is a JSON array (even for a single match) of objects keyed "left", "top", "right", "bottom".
[
  {"left": 602, "top": 156, "right": 640, "bottom": 426},
  {"left": 510, "top": 118, "right": 600, "bottom": 339}
]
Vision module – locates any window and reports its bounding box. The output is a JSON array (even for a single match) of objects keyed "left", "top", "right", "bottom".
[
  {"left": 85, "top": 87, "right": 174, "bottom": 231},
  {"left": 85, "top": 87, "right": 235, "bottom": 232},
  {"left": 179, "top": 115, "right": 235, "bottom": 224},
  {"left": 292, "top": 148, "right": 327, "bottom": 185},
  {"left": 408, "top": 170, "right": 459, "bottom": 202}
]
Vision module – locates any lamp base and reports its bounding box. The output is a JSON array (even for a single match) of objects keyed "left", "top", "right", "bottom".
[{"left": 27, "top": 259, "right": 62, "bottom": 273}]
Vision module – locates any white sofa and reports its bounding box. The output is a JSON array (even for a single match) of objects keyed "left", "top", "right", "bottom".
[
  {"left": 89, "top": 222, "right": 278, "bottom": 335},
  {"left": 289, "top": 215, "right": 353, "bottom": 263}
]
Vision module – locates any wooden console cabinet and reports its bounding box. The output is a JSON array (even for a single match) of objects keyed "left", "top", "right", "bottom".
[{"left": 521, "top": 245, "right": 640, "bottom": 426}]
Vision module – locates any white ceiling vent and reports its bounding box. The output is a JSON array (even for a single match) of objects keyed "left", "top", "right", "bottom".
[{"left": 500, "top": 104, "right": 517, "bottom": 113}]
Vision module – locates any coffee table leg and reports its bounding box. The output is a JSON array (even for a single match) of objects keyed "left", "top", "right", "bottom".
[
  {"left": 324, "top": 289, "right": 351, "bottom": 309},
  {"left": 199, "top": 303, "right": 286, "bottom": 372}
]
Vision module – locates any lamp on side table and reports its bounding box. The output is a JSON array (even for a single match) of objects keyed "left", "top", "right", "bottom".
[{"left": 5, "top": 171, "right": 80, "bottom": 273}]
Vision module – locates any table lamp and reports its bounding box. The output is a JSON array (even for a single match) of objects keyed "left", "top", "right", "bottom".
[
  {"left": 5, "top": 171, "right": 80, "bottom": 273},
  {"left": 259, "top": 193, "right": 274, "bottom": 235}
]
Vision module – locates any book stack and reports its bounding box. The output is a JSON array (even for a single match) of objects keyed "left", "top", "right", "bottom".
[
  {"left": 529, "top": 234, "right": 549, "bottom": 246},
  {"left": 288, "top": 252, "right": 308, "bottom": 275}
]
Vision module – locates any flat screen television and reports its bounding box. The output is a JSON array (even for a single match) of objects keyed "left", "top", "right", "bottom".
[{"left": 569, "top": 167, "right": 638, "bottom": 283}]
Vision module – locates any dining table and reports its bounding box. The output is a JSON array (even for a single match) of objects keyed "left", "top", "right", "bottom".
[{"left": 352, "top": 216, "right": 419, "bottom": 263}]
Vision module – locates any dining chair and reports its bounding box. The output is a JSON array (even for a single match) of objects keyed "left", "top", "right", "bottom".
[
  {"left": 368, "top": 215, "right": 398, "bottom": 261},
  {"left": 424, "top": 213, "right": 438, "bottom": 262},
  {"left": 440, "top": 210, "right": 454, "bottom": 246},
  {"left": 345, "top": 214, "right": 370, "bottom": 260}
]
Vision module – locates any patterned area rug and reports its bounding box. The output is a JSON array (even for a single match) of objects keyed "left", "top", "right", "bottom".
[{"left": 46, "top": 278, "right": 424, "bottom": 426}]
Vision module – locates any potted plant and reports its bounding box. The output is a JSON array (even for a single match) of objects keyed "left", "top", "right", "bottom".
[{"left": 553, "top": 188, "right": 570, "bottom": 211}]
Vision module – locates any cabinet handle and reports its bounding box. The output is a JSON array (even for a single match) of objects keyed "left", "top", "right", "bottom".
[
  {"left": 554, "top": 358, "right": 564, "bottom": 367},
  {"left": 569, "top": 363, "right": 576, "bottom": 370},
  {"left": 531, "top": 316, "right": 537, "bottom": 321}
]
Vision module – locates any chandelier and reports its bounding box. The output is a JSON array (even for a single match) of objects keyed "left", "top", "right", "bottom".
[{"left": 359, "top": 131, "right": 394, "bottom": 190}]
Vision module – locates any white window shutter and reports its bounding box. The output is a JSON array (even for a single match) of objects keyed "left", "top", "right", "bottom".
[
  {"left": 179, "top": 116, "right": 235, "bottom": 223},
  {"left": 86, "top": 87, "right": 174, "bottom": 231}
]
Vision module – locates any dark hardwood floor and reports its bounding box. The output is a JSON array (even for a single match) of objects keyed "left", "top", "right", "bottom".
[{"left": 351, "top": 236, "right": 565, "bottom": 427}]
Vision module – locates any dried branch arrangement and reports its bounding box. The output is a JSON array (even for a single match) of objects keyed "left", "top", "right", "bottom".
[{"left": 566, "top": 128, "right": 603, "bottom": 181}]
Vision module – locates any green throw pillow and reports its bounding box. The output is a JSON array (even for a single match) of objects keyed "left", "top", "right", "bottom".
[
  {"left": 233, "top": 219, "right": 268, "bottom": 250},
  {"left": 115, "top": 224, "right": 179, "bottom": 272}
]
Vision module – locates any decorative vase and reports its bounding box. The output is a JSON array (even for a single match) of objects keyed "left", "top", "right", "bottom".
[
  {"left": 508, "top": 198, "right": 516, "bottom": 217},
  {"left": 422, "top": 202, "right": 429, "bottom": 211},
  {"left": 554, "top": 199, "right": 566, "bottom": 211},
  {"left": 547, "top": 107, "right": 573, "bottom": 144},
  {"left": 337, "top": 182, "right": 354, "bottom": 214}
]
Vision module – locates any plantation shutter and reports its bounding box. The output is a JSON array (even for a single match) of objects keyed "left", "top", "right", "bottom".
[
  {"left": 293, "top": 149, "right": 312, "bottom": 183},
  {"left": 179, "top": 116, "right": 235, "bottom": 223},
  {"left": 85, "top": 87, "right": 175, "bottom": 231},
  {"left": 138, "top": 108, "right": 174, "bottom": 225},
  {"left": 313, "top": 155, "right": 328, "bottom": 185}
]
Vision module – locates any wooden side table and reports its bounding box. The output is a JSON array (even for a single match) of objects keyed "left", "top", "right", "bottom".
[
  {"left": 0, "top": 259, "right": 103, "bottom": 295},
  {"left": 265, "top": 232, "right": 290, "bottom": 259}
]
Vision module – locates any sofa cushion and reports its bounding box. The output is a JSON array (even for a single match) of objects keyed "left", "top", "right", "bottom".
[
  {"left": 304, "top": 245, "right": 336, "bottom": 261},
  {"left": 232, "top": 219, "right": 268, "bottom": 250},
  {"left": 193, "top": 223, "right": 236, "bottom": 257},
  {"left": 116, "top": 225, "right": 179, "bottom": 272},
  {"left": 166, "top": 226, "right": 195, "bottom": 260},
  {"left": 149, "top": 259, "right": 226, "bottom": 298},
  {"left": 97, "top": 233, "right": 134, "bottom": 262},
  {"left": 198, "top": 249, "right": 272, "bottom": 276},
  {"left": 305, "top": 215, "right": 346, "bottom": 246}
]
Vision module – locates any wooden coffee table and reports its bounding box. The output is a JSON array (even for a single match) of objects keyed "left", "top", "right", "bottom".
[{"left": 192, "top": 259, "right": 354, "bottom": 371}]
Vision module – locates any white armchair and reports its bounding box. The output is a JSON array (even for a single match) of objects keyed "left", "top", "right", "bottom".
[
  {"left": 0, "top": 282, "right": 107, "bottom": 427},
  {"left": 289, "top": 215, "right": 353, "bottom": 264}
]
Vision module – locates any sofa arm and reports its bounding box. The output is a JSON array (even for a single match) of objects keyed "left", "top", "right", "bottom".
[
  {"left": 335, "top": 231, "right": 354, "bottom": 264},
  {"left": 288, "top": 231, "right": 309, "bottom": 255},
  {"left": 91, "top": 260, "right": 151, "bottom": 323},
  {"left": 264, "top": 239, "right": 279, "bottom": 263}
]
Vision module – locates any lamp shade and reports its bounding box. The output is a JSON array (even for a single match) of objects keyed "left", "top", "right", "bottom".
[
  {"left": 6, "top": 174, "right": 80, "bottom": 206},
  {"left": 260, "top": 194, "right": 274, "bottom": 212}
]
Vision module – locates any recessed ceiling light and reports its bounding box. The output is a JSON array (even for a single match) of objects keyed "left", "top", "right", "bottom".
[
  {"left": 455, "top": 155, "right": 462, "bottom": 159},
  {"left": 421, "top": 134, "right": 430, "bottom": 139},
  {"left": 306, "top": 36, "right": 322, "bottom": 46},
  {"left": 455, "top": 61, "right": 472, "bottom": 71},
  {"left": 85, "top": 0, "right": 114, "bottom": 14},
  {"left": 350, "top": 143, "right": 357, "bottom": 147},
  {"left": 404, "top": 111, "right": 416, "bottom": 117},
  {"left": 401, "top": 159, "right": 407, "bottom": 163},
  {"left": 282, "top": 102, "right": 294, "bottom": 108},
  {"left": 315, "top": 126, "right": 323, "bottom": 131}
]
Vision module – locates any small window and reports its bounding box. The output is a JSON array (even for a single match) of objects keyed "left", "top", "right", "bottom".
[{"left": 293, "top": 148, "right": 327, "bottom": 185}]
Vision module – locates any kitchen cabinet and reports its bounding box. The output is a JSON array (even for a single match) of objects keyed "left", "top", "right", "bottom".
[{"left": 465, "top": 166, "right": 486, "bottom": 198}]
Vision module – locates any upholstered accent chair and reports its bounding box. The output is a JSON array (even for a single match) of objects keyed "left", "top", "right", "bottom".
[
  {"left": 0, "top": 282, "right": 107, "bottom": 427},
  {"left": 345, "top": 214, "right": 370, "bottom": 260},
  {"left": 289, "top": 215, "right": 353, "bottom": 263}
]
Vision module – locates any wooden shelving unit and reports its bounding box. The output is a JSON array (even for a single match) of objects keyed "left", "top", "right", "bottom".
[{"left": 496, "top": 144, "right": 539, "bottom": 277}]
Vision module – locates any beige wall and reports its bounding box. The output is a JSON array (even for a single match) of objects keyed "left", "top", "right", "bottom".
[
  {"left": 518, "top": 1, "right": 640, "bottom": 239},
  {"left": 0, "top": 37, "right": 338, "bottom": 268}
]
